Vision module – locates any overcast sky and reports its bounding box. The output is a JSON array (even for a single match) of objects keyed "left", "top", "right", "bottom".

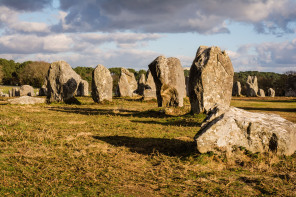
[{"left": 0, "top": 0, "right": 295, "bottom": 73}]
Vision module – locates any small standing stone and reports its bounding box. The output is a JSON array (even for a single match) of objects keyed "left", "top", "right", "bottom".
[
  {"left": 116, "top": 68, "right": 138, "bottom": 97},
  {"left": 268, "top": 88, "right": 275, "bottom": 97},
  {"left": 92, "top": 64, "right": 113, "bottom": 102},
  {"left": 246, "top": 76, "right": 258, "bottom": 97},
  {"left": 77, "top": 80, "right": 89, "bottom": 96},
  {"left": 143, "top": 69, "right": 157, "bottom": 99},
  {"left": 232, "top": 81, "right": 241, "bottom": 96},
  {"left": 258, "top": 89, "right": 265, "bottom": 97},
  {"left": 20, "top": 85, "right": 34, "bottom": 96}
]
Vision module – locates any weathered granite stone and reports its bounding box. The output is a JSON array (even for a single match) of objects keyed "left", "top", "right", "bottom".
[
  {"left": 268, "top": 88, "right": 275, "bottom": 97},
  {"left": 9, "top": 87, "right": 20, "bottom": 97},
  {"left": 116, "top": 68, "right": 137, "bottom": 97},
  {"left": 143, "top": 69, "right": 157, "bottom": 99},
  {"left": 92, "top": 64, "right": 113, "bottom": 102},
  {"left": 39, "top": 85, "right": 47, "bottom": 96},
  {"left": 137, "top": 74, "right": 146, "bottom": 95},
  {"left": 77, "top": 80, "right": 89, "bottom": 96},
  {"left": 232, "top": 81, "right": 241, "bottom": 96},
  {"left": 258, "top": 89, "right": 265, "bottom": 97},
  {"left": 8, "top": 96, "right": 45, "bottom": 105},
  {"left": 20, "top": 85, "right": 34, "bottom": 96},
  {"left": 246, "top": 76, "right": 258, "bottom": 97},
  {"left": 148, "top": 56, "right": 186, "bottom": 107},
  {"left": 195, "top": 106, "right": 296, "bottom": 156},
  {"left": 188, "top": 46, "right": 234, "bottom": 113},
  {"left": 46, "top": 61, "right": 81, "bottom": 103}
]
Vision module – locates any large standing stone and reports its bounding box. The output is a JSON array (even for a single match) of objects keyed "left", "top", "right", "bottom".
[
  {"left": 143, "top": 69, "right": 157, "bottom": 99},
  {"left": 195, "top": 106, "right": 296, "bottom": 156},
  {"left": 8, "top": 96, "right": 45, "bottom": 105},
  {"left": 92, "top": 65, "right": 113, "bottom": 102},
  {"left": 188, "top": 46, "right": 234, "bottom": 114},
  {"left": 20, "top": 85, "right": 34, "bottom": 96},
  {"left": 148, "top": 56, "right": 185, "bottom": 107},
  {"left": 268, "top": 88, "right": 275, "bottom": 97},
  {"left": 77, "top": 80, "right": 89, "bottom": 96},
  {"left": 116, "top": 68, "right": 137, "bottom": 97},
  {"left": 246, "top": 76, "right": 258, "bottom": 97},
  {"left": 46, "top": 61, "right": 81, "bottom": 103},
  {"left": 232, "top": 81, "right": 241, "bottom": 96},
  {"left": 258, "top": 89, "right": 265, "bottom": 97}
]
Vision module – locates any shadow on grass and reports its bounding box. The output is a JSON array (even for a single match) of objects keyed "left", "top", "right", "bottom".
[
  {"left": 232, "top": 98, "right": 296, "bottom": 103},
  {"left": 93, "top": 135, "right": 198, "bottom": 157},
  {"left": 237, "top": 107, "right": 296, "bottom": 113},
  {"left": 131, "top": 119, "right": 202, "bottom": 127}
]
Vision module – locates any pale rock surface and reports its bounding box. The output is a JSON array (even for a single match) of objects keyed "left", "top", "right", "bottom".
[
  {"left": 268, "top": 88, "right": 275, "bottom": 97},
  {"left": 20, "top": 85, "right": 34, "bottom": 96},
  {"left": 137, "top": 74, "right": 146, "bottom": 95},
  {"left": 148, "top": 56, "right": 185, "bottom": 107},
  {"left": 258, "top": 89, "right": 265, "bottom": 97},
  {"left": 8, "top": 96, "right": 45, "bottom": 105},
  {"left": 92, "top": 65, "right": 113, "bottom": 102},
  {"left": 188, "top": 46, "right": 234, "bottom": 113},
  {"left": 232, "top": 81, "right": 241, "bottom": 96},
  {"left": 246, "top": 76, "right": 258, "bottom": 97},
  {"left": 195, "top": 106, "right": 296, "bottom": 156},
  {"left": 77, "top": 80, "right": 89, "bottom": 96},
  {"left": 143, "top": 69, "right": 157, "bottom": 99},
  {"left": 46, "top": 61, "right": 81, "bottom": 103},
  {"left": 116, "top": 68, "right": 137, "bottom": 97}
]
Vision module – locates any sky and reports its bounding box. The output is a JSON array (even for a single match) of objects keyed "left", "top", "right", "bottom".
[{"left": 0, "top": 0, "right": 296, "bottom": 73}]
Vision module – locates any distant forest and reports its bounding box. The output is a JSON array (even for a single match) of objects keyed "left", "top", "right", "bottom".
[{"left": 0, "top": 58, "right": 295, "bottom": 96}]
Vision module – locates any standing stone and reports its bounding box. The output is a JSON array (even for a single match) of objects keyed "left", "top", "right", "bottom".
[
  {"left": 185, "top": 76, "right": 189, "bottom": 97},
  {"left": 258, "top": 89, "right": 265, "bottom": 97},
  {"left": 77, "top": 80, "right": 89, "bottom": 96},
  {"left": 136, "top": 74, "right": 146, "bottom": 95},
  {"left": 20, "top": 85, "right": 34, "bottom": 96},
  {"left": 268, "top": 88, "right": 275, "bottom": 97},
  {"left": 9, "top": 87, "right": 20, "bottom": 97},
  {"left": 232, "top": 81, "right": 241, "bottom": 96},
  {"left": 39, "top": 85, "right": 47, "bottom": 96},
  {"left": 46, "top": 61, "right": 81, "bottom": 103},
  {"left": 92, "top": 65, "right": 113, "bottom": 102},
  {"left": 116, "top": 68, "right": 137, "bottom": 97},
  {"left": 143, "top": 69, "right": 157, "bottom": 99},
  {"left": 246, "top": 76, "right": 258, "bottom": 97},
  {"left": 148, "top": 56, "right": 186, "bottom": 107},
  {"left": 188, "top": 46, "right": 234, "bottom": 114}
]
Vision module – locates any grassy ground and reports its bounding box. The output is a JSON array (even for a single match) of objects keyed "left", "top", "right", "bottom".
[
  {"left": 0, "top": 85, "right": 39, "bottom": 95},
  {"left": 0, "top": 96, "right": 295, "bottom": 196}
]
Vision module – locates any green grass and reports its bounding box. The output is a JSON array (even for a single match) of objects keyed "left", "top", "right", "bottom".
[{"left": 0, "top": 96, "right": 295, "bottom": 196}]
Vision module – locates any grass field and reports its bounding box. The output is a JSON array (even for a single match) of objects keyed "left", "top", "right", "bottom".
[{"left": 0, "top": 96, "right": 295, "bottom": 196}]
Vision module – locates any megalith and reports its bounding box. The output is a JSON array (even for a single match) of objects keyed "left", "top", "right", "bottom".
[
  {"left": 268, "top": 88, "right": 275, "bottom": 97},
  {"left": 77, "top": 80, "right": 89, "bottom": 96},
  {"left": 9, "top": 87, "right": 20, "bottom": 97},
  {"left": 116, "top": 68, "right": 137, "bottom": 97},
  {"left": 148, "top": 56, "right": 185, "bottom": 107},
  {"left": 258, "top": 89, "right": 265, "bottom": 97},
  {"left": 20, "top": 85, "right": 34, "bottom": 96},
  {"left": 46, "top": 61, "right": 81, "bottom": 103},
  {"left": 92, "top": 64, "right": 113, "bottom": 102},
  {"left": 246, "top": 76, "right": 258, "bottom": 97},
  {"left": 136, "top": 74, "right": 146, "bottom": 95},
  {"left": 188, "top": 46, "right": 234, "bottom": 114},
  {"left": 232, "top": 81, "right": 241, "bottom": 96},
  {"left": 143, "top": 69, "right": 157, "bottom": 100}
]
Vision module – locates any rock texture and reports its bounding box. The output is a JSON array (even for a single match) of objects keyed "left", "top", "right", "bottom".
[
  {"left": 39, "top": 85, "right": 47, "bottom": 96},
  {"left": 20, "top": 85, "right": 34, "bottom": 96},
  {"left": 246, "top": 76, "right": 258, "bottom": 97},
  {"left": 137, "top": 74, "right": 146, "bottom": 95},
  {"left": 9, "top": 87, "right": 20, "bottom": 97},
  {"left": 77, "top": 80, "right": 89, "bottom": 96},
  {"left": 8, "top": 96, "right": 45, "bottom": 105},
  {"left": 148, "top": 56, "right": 185, "bottom": 107},
  {"left": 188, "top": 46, "right": 234, "bottom": 113},
  {"left": 195, "top": 106, "right": 296, "bottom": 156},
  {"left": 92, "top": 65, "right": 113, "bottom": 102},
  {"left": 185, "top": 76, "right": 189, "bottom": 97},
  {"left": 46, "top": 61, "right": 81, "bottom": 103},
  {"left": 232, "top": 81, "right": 241, "bottom": 96},
  {"left": 268, "top": 88, "right": 275, "bottom": 97},
  {"left": 258, "top": 89, "right": 265, "bottom": 97},
  {"left": 116, "top": 68, "right": 137, "bottom": 97},
  {"left": 143, "top": 69, "right": 157, "bottom": 99}
]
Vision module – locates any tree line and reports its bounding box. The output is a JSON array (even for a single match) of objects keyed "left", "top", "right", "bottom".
[{"left": 0, "top": 58, "right": 295, "bottom": 96}]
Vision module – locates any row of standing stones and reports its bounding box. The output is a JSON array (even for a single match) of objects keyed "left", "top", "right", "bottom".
[
  {"left": 232, "top": 76, "right": 275, "bottom": 97},
  {"left": 3, "top": 46, "right": 296, "bottom": 156}
]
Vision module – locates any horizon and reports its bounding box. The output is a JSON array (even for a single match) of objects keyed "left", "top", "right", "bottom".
[{"left": 0, "top": 0, "right": 295, "bottom": 73}]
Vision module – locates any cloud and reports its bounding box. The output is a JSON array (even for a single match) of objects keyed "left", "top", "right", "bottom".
[
  {"left": 54, "top": 0, "right": 296, "bottom": 35},
  {"left": 0, "top": 0, "right": 53, "bottom": 11}
]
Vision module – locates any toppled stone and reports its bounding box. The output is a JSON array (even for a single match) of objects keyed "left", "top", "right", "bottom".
[
  {"left": 20, "top": 85, "right": 34, "bottom": 96},
  {"left": 92, "top": 64, "right": 113, "bottom": 102},
  {"left": 188, "top": 46, "right": 234, "bottom": 113},
  {"left": 232, "top": 81, "right": 241, "bottom": 96},
  {"left": 268, "top": 88, "right": 275, "bottom": 97},
  {"left": 8, "top": 96, "right": 45, "bottom": 105},
  {"left": 46, "top": 61, "right": 81, "bottom": 103},
  {"left": 148, "top": 56, "right": 185, "bottom": 107},
  {"left": 77, "top": 80, "right": 89, "bottom": 96},
  {"left": 195, "top": 106, "right": 296, "bottom": 156},
  {"left": 246, "top": 76, "right": 258, "bottom": 97},
  {"left": 116, "top": 68, "right": 137, "bottom": 97},
  {"left": 258, "top": 89, "right": 265, "bottom": 97}
]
